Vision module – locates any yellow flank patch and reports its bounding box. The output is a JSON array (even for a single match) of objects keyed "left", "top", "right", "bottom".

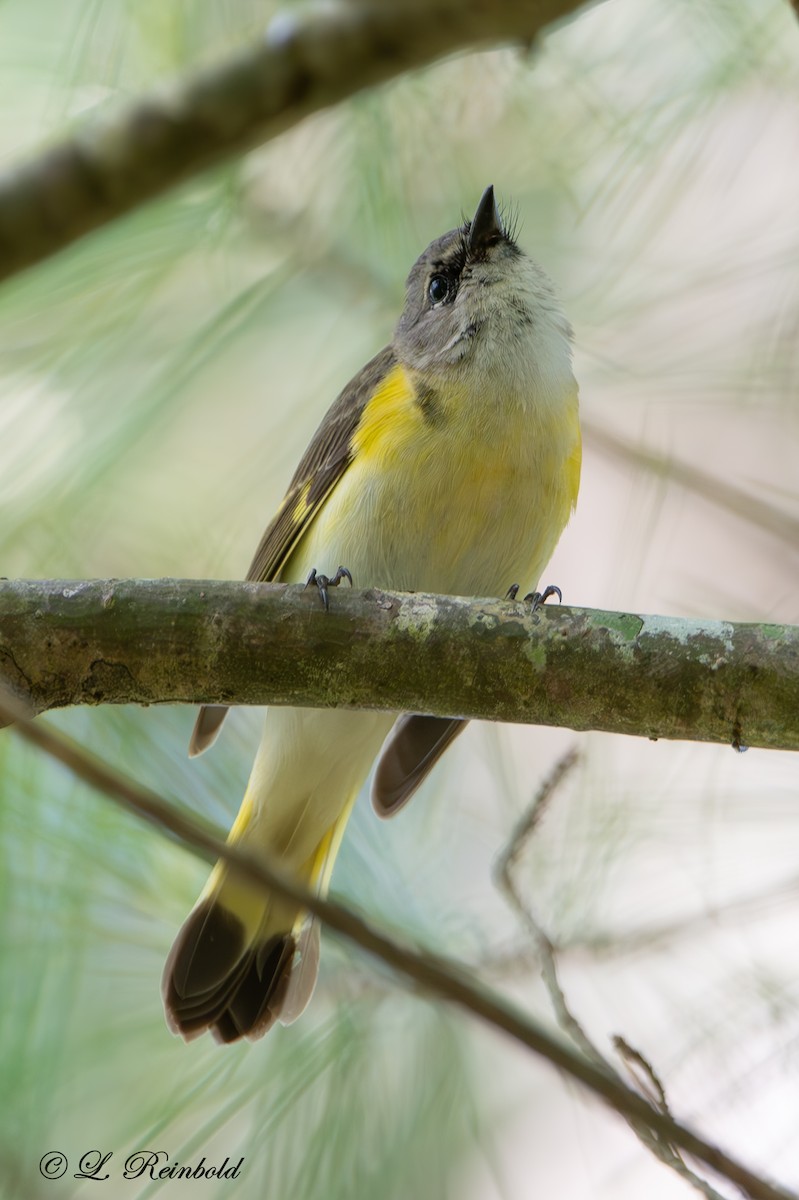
[
  {"left": 566, "top": 402, "right": 582, "bottom": 513},
  {"left": 229, "top": 789, "right": 255, "bottom": 841},
  {"left": 351, "top": 364, "right": 421, "bottom": 462},
  {"left": 307, "top": 792, "right": 358, "bottom": 896}
]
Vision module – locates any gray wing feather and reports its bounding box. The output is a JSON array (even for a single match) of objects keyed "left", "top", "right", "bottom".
[
  {"left": 188, "top": 705, "right": 230, "bottom": 758},
  {"left": 371, "top": 715, "right": 467, "bottom": 818}
]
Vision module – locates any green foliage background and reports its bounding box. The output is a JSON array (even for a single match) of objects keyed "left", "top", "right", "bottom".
[{"left": 1, "top": 1, "right": 798, "bottom": 1197}]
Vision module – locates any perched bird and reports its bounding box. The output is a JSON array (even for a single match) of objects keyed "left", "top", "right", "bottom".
[{"left": 163, "top": 186, "right": 581, "bottom": 1043}]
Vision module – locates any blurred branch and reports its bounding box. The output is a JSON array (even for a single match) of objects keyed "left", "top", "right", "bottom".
[
  {"left": 567, "top": 869, "right": 799, "bottom": 961},
  {"left": 2, "top": 578, "right": 798, "bottom": 751},
  {"left": 0, "top": 0, "right": 593, "bottom": 284},
  {"left": 0, "top": 688, "right": 793, "bottom": 1200},
  {"left": 496, "top": 749, "right": 727, "bottom": 1200},
  {"left": 583, "top": 418, "right": 799, "bottom": 549}
]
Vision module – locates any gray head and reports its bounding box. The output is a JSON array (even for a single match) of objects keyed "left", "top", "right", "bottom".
[{"left": 394, "top": 186, "right": 573, "bottom": 404}]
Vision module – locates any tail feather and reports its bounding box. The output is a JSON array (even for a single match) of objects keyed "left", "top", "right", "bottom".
[
  {"left": 167, "top": 901, "right": 246, "bottom": 1000},
  {"left": 164, "top": 784, "right": 359, "bottom": 1043},
  {"left": 277, "top": 919, "right": 321, "bottom": 1026},
  {"left": 162, "top": 899, "right": 297, "bottom": 1043},
  {"left": 212, "top": 935, "right": 296, "bottom": 1044}
]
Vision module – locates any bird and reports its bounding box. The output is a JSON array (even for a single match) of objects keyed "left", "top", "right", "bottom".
[{"left": 162, "top": 185, "right": 581, "bottom": 1043}]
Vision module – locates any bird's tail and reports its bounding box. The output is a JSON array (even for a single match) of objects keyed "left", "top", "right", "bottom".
[{"left": 162, "top": 799, "right": 350, "bottom": 1044}]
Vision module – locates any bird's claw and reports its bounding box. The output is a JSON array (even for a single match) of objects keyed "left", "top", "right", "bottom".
[
  {"left": 524, "top": 584, "right": 562, "bottom": 613},
  {"left": 505, "top": 583, "right": 520, "bottom": 601},
  {"left": 305, "top": 566, "right": 353, "bottom": 612}
]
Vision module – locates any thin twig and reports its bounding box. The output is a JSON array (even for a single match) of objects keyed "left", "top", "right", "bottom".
[
  {"left": 0, "top": 690, "right": 793, "bottom": 1200},
  {"left": 614, "top": 1036, "right": 673, "bottom": 1116},
  {"left": 495, "top": 750, "right": 731, "bottom": 1200}
]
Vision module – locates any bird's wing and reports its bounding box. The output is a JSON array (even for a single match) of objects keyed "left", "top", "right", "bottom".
[
  {"left": 246, "top": 345, "right": 398, "bottom": 583},
  {"left": 189, "top": 345, "right": 398, "bottom": 757},
  {"left": 371, "top": 715, "right": 468, "bottom": 818}
]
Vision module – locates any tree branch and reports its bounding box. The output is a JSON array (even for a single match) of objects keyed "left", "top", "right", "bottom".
[
  {"left": 1, "top": 578, "right": 797, "bottom": 751},
  {"left": 0, "top": 0, "right": 592, "bottom": 285},
  {"left": 0, "top": 686, "right": 793, "bottom": 1200}
]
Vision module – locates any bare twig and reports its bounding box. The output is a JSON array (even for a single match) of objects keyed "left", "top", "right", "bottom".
[
  {"left": 2, "top": 578, "right": 798, "bottom": 751},
  {"left": 0, "top": 0, "right": 594, "bottom": 284},
  {"left": 614, "top": 1036, "right": 672, "bottom": 1116},
  {"left": 0, "top": 688, "right": 793, "bottom": 1200},
  {"left": 495, "top": 750, "right": 730, "bottom": 1200}
]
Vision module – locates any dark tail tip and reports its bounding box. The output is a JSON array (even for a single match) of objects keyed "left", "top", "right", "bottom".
[{"left": 163, "top": 900, "right": 295, "bottom": 1043}]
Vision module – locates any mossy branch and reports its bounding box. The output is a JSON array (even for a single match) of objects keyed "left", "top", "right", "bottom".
[
  {"left": 1, "top": 578, "right": 797, "bottom": 751},
  {"left": 0, "top": 0, "right": 592, "bottom": 284}
]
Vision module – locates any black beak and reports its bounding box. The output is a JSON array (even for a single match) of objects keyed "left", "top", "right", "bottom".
[{"left": 467, "top": 185, "right": 503, "bottom": 254}]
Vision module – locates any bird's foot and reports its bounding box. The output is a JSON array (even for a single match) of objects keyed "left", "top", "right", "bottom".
[
  {"left": 305, "top": 566, "right": 352, "bottom": 612},
  {"left": 525, "top": 584, "right": 562, "bottom": 613},
  {"left": 505, "top": 582, "right": 562, "bottom": 612}
]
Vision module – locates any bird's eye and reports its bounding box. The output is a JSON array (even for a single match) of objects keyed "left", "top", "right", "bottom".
[{"left": 428, "top": 275, "right": 452, "bottom": 305}]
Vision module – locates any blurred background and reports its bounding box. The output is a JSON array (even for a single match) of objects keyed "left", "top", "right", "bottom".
[{"left": 1, "top": 0, "right": 798, "bottom": 1196}]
